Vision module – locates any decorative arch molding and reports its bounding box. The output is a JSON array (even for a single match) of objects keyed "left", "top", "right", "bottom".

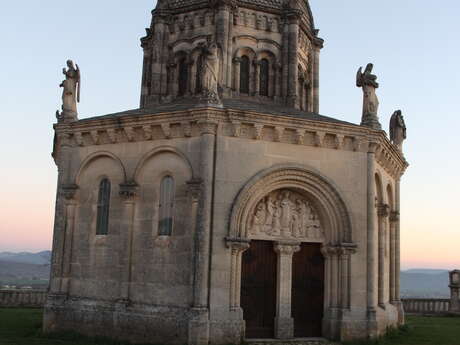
[
  {"left": 133, "top": 146, "right": 195, "bottom": 182},
  {"left": 74, "top": 151, "right": 127, "bottom": 185},
  {"left": 229, "top": 164, "right": 353, "bottom": 244}
]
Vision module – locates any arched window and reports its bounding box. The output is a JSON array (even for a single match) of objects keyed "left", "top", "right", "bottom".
[
  {"left": 259, "top": 59, "right": 269, "bottom": 96},
  {"left": 240, "top": 55, "right": 250, "bottom": 94},
  {"left": 158, "top": 176, "right": 175, "bottom": 236},
  {"left": 96, "top": 178, "right": 111, "bottom": 235},
  {"left": 178, "top": 58, "right": 188, "bottom": 96},
  {"left": 195, "top": 54, "right": 204, "bottom": 94}
]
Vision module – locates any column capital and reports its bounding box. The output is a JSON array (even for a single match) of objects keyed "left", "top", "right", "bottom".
[
  {"left": 119, "top": 181, "right": 139, "bottom": 201},
  {"left": 187, "top": 178, "right": 203, "bottom": 201},
  {"left": 61, "top": 183, "right": 79, "bottom": 200},
  {"left": 378, "top": 204, "right": 390, "bottom": 218},
  {"left": 274, "top": 241, "right": 301, "bottom": 256}
]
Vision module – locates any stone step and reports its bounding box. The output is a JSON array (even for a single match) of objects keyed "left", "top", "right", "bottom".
[{"left": 245, "top": 338, "right": 339, "bottom": 345}]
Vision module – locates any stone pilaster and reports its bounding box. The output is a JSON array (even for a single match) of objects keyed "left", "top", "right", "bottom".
[
  {"left": 367, "top": 141, "right": 379, "bottom": 337},
  {"left": 274, "top": 241, "right": 300, "bottom": 339},
  {"left": 118, "top": 181, "right": 138, "bottom": 301}
]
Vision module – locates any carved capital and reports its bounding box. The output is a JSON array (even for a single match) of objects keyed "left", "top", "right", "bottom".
[
  {"left": 186, "top": 179, "right": 203, "bottom": 201},
  {"left": 198, "top": 120, "right": 218, "bottom": 136},
  {"left": 377, "top": 204, "right": 390, "bottom": 218},
  {"left": 225, "top": 237, "right": 250, "bottom": 254},
  {"left": 119, "top": 181, "right": 139, "bottom": 200},
  {"left": 390, "top": 211, "right": 400, "bottom": 223},
  {"left": 61, "top": 184, "right": 79, "bottom": 200},
  {"left": 275, "top": 241, "right": 301, "bottom": 256}
]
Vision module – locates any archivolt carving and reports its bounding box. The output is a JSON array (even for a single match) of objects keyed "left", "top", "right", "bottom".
[
  {"left": 250, "top": 189, "right": 324, "bottom": 242},
  {"left": 229, "top": 164, "right": 353, "bottom": 244}
]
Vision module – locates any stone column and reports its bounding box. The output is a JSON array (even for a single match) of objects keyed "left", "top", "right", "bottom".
[
  {"left": 286, "top": 11, "right": 300, "bottom": 107},
  {"left": 312, "top": 42, "right": 322, "bottom": 113},
  {"left": 118, "top": 182, "right": 138, "bottom": 301},
  {"left": 390, "top": 211, "right": 398, "bottom": 304},
  {"left": 233, "top": 57, "right": 241, "bottom": 94},
  {"left": 449, "top": 270, "right": 460, "bottom": 313},
  {"left": 60, "top": 184, "right": 79, "bottom": 294},
  {"left": 49, "top": 133, "right": 73, "bottom": 294},
  {"left": 274, "top": 241, "right": 300, "bottom": 339},
  {"left": 378, "top": 204, "right": 389, "bottom": 308},
  {"left": 367, "top": 142, "right": 379, "bottom": 336}
]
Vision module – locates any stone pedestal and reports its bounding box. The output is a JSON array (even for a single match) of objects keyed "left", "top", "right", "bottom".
[{"left": 449, "top": 270, "right": 460, "bottom": 313}]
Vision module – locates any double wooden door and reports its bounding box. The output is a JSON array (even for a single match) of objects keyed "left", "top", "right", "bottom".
[
  {"left": 241, "top": 240, "right": 277, "bottom": 339},
  {"left": 292, "top": 243, "right": 325, "bottom": 337}
]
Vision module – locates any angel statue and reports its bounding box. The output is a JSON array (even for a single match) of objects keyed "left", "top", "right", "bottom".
[
  {"left": 200, "top": 42, "right": 221, "bottom": 104},
  {"left": 390, "top": 110, "right": 407, "bottom": 152},
  {"left": 356, "top": 63, "right": 381, "bottom": 130},
  {"left": 59, "top": 60, "right": 80, "bottom": 120}
]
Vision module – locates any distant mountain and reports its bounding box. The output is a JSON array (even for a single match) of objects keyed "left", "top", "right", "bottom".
[
  {"left": 401, "top": 269, "right": 450, "bottom": 298},
  {"left": 0, "top": 251, "right": 51, "bottom": 265}
]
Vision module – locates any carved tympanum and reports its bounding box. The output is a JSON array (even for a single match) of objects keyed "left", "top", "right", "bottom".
[{"left": 249, "top": 189, "right": 324, "bottom": 242}]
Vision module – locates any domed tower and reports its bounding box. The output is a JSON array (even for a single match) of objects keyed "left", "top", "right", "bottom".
[
  {"left": 45, "top": 1, "right": 408, "bottom": 345},
  {"left": 140, "top": 0, "right": 323, "bottom": 111}
]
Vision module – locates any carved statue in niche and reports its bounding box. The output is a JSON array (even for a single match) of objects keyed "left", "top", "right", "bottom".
[
  {"left": 390, "top": 110, "right": 407, "bottom": 152},
  {"left": 356, "top": 63, "right": 381, "bottom": 130},
  {"left": 249, "top": 189, "right": 324, "bottom": 241},
  {"left": 199, "top": 42, "right": 221, "bottom": 104}
]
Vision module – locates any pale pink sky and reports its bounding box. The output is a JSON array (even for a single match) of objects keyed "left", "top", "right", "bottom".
[{"left": 0, "top": 1, "right": 459, "bottom": 271}]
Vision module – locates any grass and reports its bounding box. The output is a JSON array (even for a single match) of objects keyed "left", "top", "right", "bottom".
[{"left": 0, "top": 309, "right": 459, "bottom": 345}]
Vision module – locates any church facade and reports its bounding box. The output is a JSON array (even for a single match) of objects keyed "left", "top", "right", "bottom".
[{"left": 44, "top": 1, "right": 408, "bottom": 344}]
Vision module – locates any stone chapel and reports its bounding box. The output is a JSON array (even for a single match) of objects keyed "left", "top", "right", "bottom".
[{"left": 44, "top": 1, "right": 409, "bottom": 344}]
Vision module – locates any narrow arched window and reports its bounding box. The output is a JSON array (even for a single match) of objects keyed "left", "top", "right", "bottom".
[
  {"left": 195, "top": 54, "right": 204, "bottom": 94},
  {"left": 259, "top": 59, "right": 269, "bottom": 96},
  {"left": 158, "top": 176, "right": 175, "bottom": 236},
  {"left": 240, "top": 55, "right": 250, "bottom": 94},
  {"left": 178, "top": 58, "right": 188, "bottom": 96},
  {"left": 96, "top": 178, "right": 111, "bottom": 235}
]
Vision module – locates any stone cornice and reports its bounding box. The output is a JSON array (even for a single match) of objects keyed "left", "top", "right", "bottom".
[{"left": 54, "top": 107, "right": 408, "bottom": 180}]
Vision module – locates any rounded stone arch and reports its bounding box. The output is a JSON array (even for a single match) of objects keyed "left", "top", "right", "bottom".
[
  {"left": 74, "top": 151, "right": 126, "bottom": 185},
  {"left": 133, "top": 146, "right": 195, "bottom": 183},
  {"left": 229, "top": 164, "right": 353, "bottom": 244}
]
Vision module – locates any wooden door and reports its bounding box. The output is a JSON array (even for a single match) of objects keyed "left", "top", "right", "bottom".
[
  {"left": 292, "top": 243, "right": 325, "bottom": 338},
  {"left": 241, "top": 240, "right": 277, "bottom": 339}
]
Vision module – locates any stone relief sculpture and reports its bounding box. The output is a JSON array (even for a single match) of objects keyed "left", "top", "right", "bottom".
[
  {"left": 57, "top": 60, "right": 80, "bottom": 121},
  {"left": 389, "top": 110, "right": 407, "bottom": 152},
  {"left": 249, "top": 189, "right": 324, "bottom": 241},
  {"left": 199, "top": 42, "right": 221, "bottom": 104},
  {"left": 356, "top": 63, "right": 381, "bottom": 130}
]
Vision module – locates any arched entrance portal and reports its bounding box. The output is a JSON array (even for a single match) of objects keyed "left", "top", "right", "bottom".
[{"left": 227, "top": 165, "right": 356, "bottom": 340}]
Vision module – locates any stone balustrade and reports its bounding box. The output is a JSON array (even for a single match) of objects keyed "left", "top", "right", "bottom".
[
  {"left": 402, "top": 298, "right": 450, "bottom": 315},
  {"left": 0, "top": 290, "right": 47, "bottom": 308}
]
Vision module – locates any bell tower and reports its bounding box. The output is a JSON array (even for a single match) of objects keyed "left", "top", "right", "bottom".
[{"left": 139, "top": 0, "right": 323, "bottom": 112}]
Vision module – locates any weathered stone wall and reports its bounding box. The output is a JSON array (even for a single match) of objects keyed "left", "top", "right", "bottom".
[{"left": 0, "top": 290, "right": 47, "bottom": 307}]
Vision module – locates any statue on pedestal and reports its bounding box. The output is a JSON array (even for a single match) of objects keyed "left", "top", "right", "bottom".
[
  {"left": 390, "top": 110, "right": 407, "bottom": 152},
  {"left": 57, "top": 60, "right": 80, "bottom": 121},
  {"left": 357, "top": 63, "right": 381, "bottom": 130},
  {"left": 199, "top": 42, "right": 221, "bottom": 104}
]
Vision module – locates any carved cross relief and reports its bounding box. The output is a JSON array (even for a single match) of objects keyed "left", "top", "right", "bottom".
[{"left": 249, "top": 189, "right": 325, "bottom": 242}]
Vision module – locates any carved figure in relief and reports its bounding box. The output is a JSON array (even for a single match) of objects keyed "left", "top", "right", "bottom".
[
  {"left": 356, "top": 63, "right": 381, "bottom": 130},
  {"left": 251, "top": 202, "right": 266, "bottom": 235},
  {"left": 390, "top": 110, "right": 407, "bottom": 152},
  {"left": 59, "top": 60, "right": 80, "bottom": 117},
  {"left": 271, "top": 200, "right": 282, "bottom": 236},
  {"left": 200, "top": 42, "right": 220, "bottom": 103}
]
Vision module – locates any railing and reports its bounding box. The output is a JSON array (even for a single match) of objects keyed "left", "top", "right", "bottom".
[
  {"left": 402, "top": 298, "right": 451, "bottom": 315},
  {"left": 0, "top": 290, "right": 47, "bottom": 308}
]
